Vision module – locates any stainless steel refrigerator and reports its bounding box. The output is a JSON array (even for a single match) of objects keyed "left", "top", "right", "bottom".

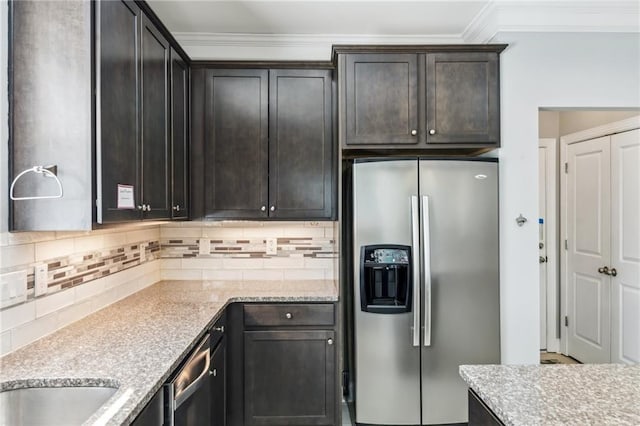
[{"left": 352, "top": 158, "right": 500, "bottom": 425}]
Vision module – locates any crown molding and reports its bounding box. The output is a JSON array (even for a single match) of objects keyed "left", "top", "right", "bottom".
[
  {"left": 463, "top": 1, "right": 640, "bottom": 43},
  {"left": 560, "top": 114, "right": 640, "bottom": 145},
  {"left": 173, "top": 1, "right": 640, "bottom": 59}
]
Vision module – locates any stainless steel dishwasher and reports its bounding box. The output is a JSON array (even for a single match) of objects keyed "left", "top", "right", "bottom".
[{"left": 165, "top": 334, "right": 211, "bottom": 426}]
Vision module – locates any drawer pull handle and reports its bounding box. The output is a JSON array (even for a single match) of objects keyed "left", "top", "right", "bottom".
[
  {"left": 285, "top": 312, "right": 292, "bottom": 319},
  {"left": 327, "top": 338, "right": 334, "bottom": 345}
]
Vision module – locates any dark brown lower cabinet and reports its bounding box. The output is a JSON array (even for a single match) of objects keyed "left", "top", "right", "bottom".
[
  {"left": 130, "top": 387, "right": 163, "bottom": 426},
  {"left": 210, "top": 336, "right": 226, "bottom": 425},
  {"left": 244, "top": 330, "right": 336, "bottom": 426},
  {"left": 468, "top": 389, "right": 504, "bottom": 426}
]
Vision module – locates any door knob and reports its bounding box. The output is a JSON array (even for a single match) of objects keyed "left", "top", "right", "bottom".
[
  {"left": 598, "top": 266, "right": 610, "bottom": 275},
  {"left": 539, "top": 256, "right": 547, "bottom": 263},
  {"left": 610, "top": 268, "right": 617, "bottom": 277}
]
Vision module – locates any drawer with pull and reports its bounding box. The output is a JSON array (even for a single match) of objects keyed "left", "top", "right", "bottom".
[{"left": 243, "top": 303, "right": 335, "bottom": 327}]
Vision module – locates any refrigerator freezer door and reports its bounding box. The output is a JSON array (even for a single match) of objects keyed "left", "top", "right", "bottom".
[
  {"left": 418, "top": 160, "right": 500, "bottom": 425},
  {"left": 353, "top": 160, "right": 421, "bottom": 425}
]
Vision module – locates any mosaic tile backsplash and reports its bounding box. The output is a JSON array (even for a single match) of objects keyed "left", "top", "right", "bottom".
[{"left": 0, "top": 221, "right": 338, "bottom": 355}]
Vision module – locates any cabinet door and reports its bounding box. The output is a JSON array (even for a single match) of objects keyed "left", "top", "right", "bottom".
[
  {"left": 344, "top": 54, "right": 419, "bottom": 146},
  {"left": 244, "top": 330, "right": 335, "bottom": 426},
  {"left": 211, "top": 338, "right": 226, "bottom": 426},
  {"left": 97, "top": 0, "right": 141, "bottom": 223},
  {"left": 269, "top": 70, "right": 334, "bottom": 219},
  {"left": 170, "top": 49, "right": 189, "bottom": 219},
  {"left": 426, "top": 52, "right": 499, "bottom": 145},
  {"left": 140, "top": 15, "right": 171, "bottom": 219},
  {"left": 204, "top": 69, "right": 269, "bottom": 219}
]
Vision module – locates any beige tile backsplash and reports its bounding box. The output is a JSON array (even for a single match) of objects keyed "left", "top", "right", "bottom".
[{"left": 0, "top": 221, "right": 338, "bottom": 356}]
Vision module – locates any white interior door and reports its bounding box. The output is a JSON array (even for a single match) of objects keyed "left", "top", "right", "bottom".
[
  {"left": 610, "top": 128, "right": 640, "bottom": 364},
  {"left": 539, "top": 138, "right": 560, "bottom": 353},
  {"left": 566, "top": 136, "right": 611, "bottom": 363},
  {"left": 538, "top": 144, "right": 548, "bottom": 350}
]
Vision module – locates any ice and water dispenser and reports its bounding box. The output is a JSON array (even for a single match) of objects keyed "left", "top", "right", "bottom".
[{"left": 359, "top": 245, "right": 412, "bottom": 314}]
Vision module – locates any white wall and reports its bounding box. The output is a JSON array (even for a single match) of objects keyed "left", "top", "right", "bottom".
[
  {"left": 494, "top": 32, "right": 640, "bottom": 364},
  {"left": 1, "top": 0, "right": 8, "bottom": 234}
]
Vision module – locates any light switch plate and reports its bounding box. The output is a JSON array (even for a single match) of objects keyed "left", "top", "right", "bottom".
[
  {"left": 34, "top": 264, "right": 48, "bottom": 297},
  {"left": 1, "top": 270, "right": 28, "bottom": 308},
  {"left": 199, "top": 238, "right": 211, "bottom": 255},
  {"left": 266, "top": 238, "right": 278, "bottom": 255},
  {"left": 140, "top": 243, "right": 148, "bottom": 262}
]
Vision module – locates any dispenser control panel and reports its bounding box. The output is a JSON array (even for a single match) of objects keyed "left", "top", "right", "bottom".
[{"left": 367, "top": 248, "right": 409, "bottom": 264}]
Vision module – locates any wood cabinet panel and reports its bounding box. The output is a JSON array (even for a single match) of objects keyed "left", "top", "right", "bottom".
[
  {"left": 468, "top": 389, "right": 504, "bottom": 426},
  {"left": 171, "top": 50, "right": 189, "bottom": 219},
  {"left": 426, "top": 52, "right": 499, "bottom": 145},
  {"left": 344, "top": 54, "right": 419, "bottom": 145},
  {"left": 211, "top": 335, "right": 226, "bottom": 426},
  {"left": 243, "top": 303, "right": 335, "bottom": 327},
  {"left": 204, "top": 69, "right": 269, "bottom": 219},
  {"left": 98, "top": 0, "right": 141, "bottom": 223},
  {"left": 243, "top": 330, "right": 336, "bottom": 425},
  {"left": 268, "top": 69, "right": 334, "bottom": 219},
  {"left": 141, "top": 16, "right": 170, "bottom": 219}
]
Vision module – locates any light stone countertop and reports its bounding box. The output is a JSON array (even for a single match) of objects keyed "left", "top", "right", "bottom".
[
  {"left": 460, "top": 364, "right": 640, "bottom": 425},
  {"left": 0, "top": 279, "right": 338, "bottom": 425}
]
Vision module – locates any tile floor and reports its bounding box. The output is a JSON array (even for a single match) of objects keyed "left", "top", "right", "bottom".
[{"left": 540, "top": 351, "right": 580, "bottom": 364}]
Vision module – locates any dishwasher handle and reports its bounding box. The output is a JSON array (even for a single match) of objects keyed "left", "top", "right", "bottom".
[{"left": 173, "top": 335, "right": 211, "bottom": 410}]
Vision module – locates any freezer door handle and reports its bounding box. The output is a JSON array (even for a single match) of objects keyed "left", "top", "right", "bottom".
[
  {"left": 411, "top": 195, "right": 421, "bottom": 347},
  {"left": 422, "top": 195, "right": 432, "bottom": 347}
]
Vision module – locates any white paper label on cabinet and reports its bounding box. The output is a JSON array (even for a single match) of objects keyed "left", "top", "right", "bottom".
[{"left": 117, "top": 184, "right": 135, "bottom": 209}]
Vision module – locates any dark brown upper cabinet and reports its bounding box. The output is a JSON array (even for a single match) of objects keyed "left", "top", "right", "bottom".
[
  {"left": 98, "top": 0, "right": 176, "bottom": 223},
  {"left": 203, "top": 69, "right": 269, "bottom": 219},
  {"left": 170, "top": 49, "right": 189, "bottom": 220},
  {"left": 98, "top": 0, "right": 142, "bottom": 223},
  {"left": 344, "top": 54, "right": 419, "bottom": 145},
  {"left": 194, "top": 67, "right": 335, "bottom": 220},
  {"left": 336, "top": 45, "right": 506, "bottom": 154},
  {"left": 426, "top": 52, "right": 499, "bottom": 145},
  {"left": 269, "top": 69, "right": 334, "bottom": 219}
]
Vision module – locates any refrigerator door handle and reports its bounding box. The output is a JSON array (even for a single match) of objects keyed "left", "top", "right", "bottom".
[
  {"left": 411, "top": 195, "right": 421, "bottom": 347},
  {"left": 422, "top": 195, "right": 432, "bottom": 347}
]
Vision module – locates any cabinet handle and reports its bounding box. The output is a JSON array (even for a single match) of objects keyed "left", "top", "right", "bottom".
[
  {"left": 270, "top": 206, "right": 276, "bottom": 212},
  {"left": 261, "top": 206, "right": 267, "bottom": 212},
  {"left": 411, "top": 129, "right": 417, "bottom": 136},
  {"left": 429, "top": 129, "right": 436, "bottom": 135},
  {"left": 212, "top": 326, "right": 224, "bottom": 333},
  {"left": 327, "top": 338, "right": 333, "bottom": 345},
  {"left": 285, "top": 312, "right": 292, "bottom": 319}
]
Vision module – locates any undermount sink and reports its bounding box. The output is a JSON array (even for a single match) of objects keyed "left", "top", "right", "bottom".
[{"left": 0, "top": 385, "right": 118, "bottom": 425}]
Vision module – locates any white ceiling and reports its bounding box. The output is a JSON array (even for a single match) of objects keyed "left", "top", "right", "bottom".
[
  {"left": 147, "top": 1, "right": 489, "bottom": 36},
  {"left": 146, "top": 1, "right": 640, "bottom": 60}
]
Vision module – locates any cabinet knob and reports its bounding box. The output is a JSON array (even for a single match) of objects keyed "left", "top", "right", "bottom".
[
  {"left": 261, "top": 206, "right": 267, "bottom": 212},
  {"left": 270, "top": 206, "right": 276, "bottom": 212},
  {"left": 429, "top": 129, "right": 436, "bottom": 135},
  {"left": 285, "top": 312, "right": 292, "bottom": 319},
  {"left": 411, "top": 129, "right": 417, "bottom": 136},
  {"left": 146, "top": 204, "right": 151, "bottom": 211},
  {"left": 137, "top": 205, "right": 144, "bottom": 211},
  {"left": 173, "top": 205, "right": 180, "bottom": 211},
  {"left": 327, "top": 338, "right": 334, "bottom": 345},
  {"left": 212, "top": 326, "right": 224, "bottom": 333},
  {"left": 210, "top": 368, "right": 217, "bottom": 377}
]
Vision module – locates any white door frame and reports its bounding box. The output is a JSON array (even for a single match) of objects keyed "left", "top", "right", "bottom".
[
  {"left": 539, "top": 138, "right": 560, "bottom": 352},
  {"left": 560, "top": 115, "right": 640, "bottom": 355}
]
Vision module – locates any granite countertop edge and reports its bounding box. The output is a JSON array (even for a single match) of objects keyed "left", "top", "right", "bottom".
[
  {"left": 0, "top": 279, "right": 339, "bottom": 426},
  {"left": 459, "top": 364, "right": 640, "bottom": 426}
]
